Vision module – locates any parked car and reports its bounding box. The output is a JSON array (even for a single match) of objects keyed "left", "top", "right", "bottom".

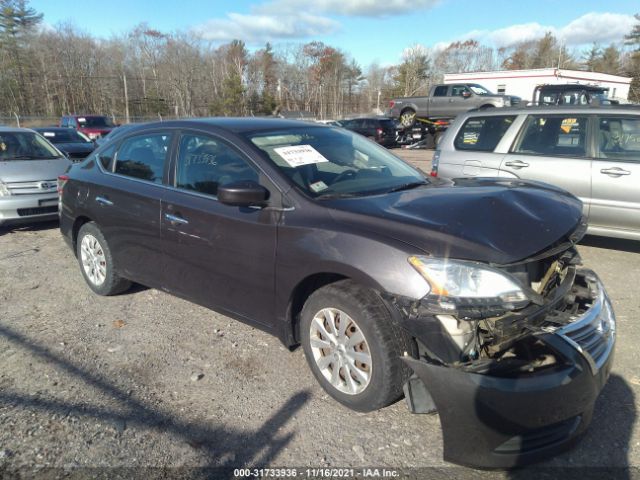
[
  {"left": 0, "top": 127, "right": 71, "bottom": 227},
  {"left": 388, "top": 83, "right": 521, "bottom": 127},
  {"left": 532, "top": 84, "right": 618, "bottom": 106},
  {"left": 339, "top": 116, "right": 398, "bottom": 147},
  {"left": 59, "top": 118, "right": 614, "bottom": 468},
  {"left": 433, "top": 105, "right": 640, "bottom": 240},
  {"left": 60, "top": 115, "right": 116, "bottom": 140},
  {"left": 34, "top": 127, "right": 96, "bottom": 161}
]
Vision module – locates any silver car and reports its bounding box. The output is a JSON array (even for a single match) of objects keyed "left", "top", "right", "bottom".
[
  {"left": 0, "top": 127, "right": 71, "bottom": 227},
  {"left": 434, "top": 105, "right": 640, "bottom": 240}
]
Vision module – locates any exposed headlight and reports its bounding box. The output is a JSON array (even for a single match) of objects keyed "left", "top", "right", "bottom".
[
  {"left": 408, "top": 256, "right": 529, "bottom": 312},
  {"left": 87, "top": 132, "right": 98, "bottom": 139},
  {"left": 0, "top": 180, "right": 10, "bottom": 197}
]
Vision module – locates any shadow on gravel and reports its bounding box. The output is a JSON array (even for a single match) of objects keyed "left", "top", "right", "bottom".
[
  {"left": 580, "top": 235, "right": 640, "bottom": 254},
  {"left": 0, "top": 323, "right": 311, "bottom": 478},
  {"left": 0, "top": 220, "right": 59, "bottom": 238}
]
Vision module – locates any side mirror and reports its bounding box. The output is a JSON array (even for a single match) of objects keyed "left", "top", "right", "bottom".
[
  {"left": 217, "top": 180, "right": 269, "bottom": 207},
  {"left": 461, "top": 90, "right": 472, "bottom": 98}
]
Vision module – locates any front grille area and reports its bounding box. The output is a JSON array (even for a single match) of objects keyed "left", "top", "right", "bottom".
[
  {"left": 7, "top": 179, "right": 58, "bottom": 195},
  {"left": 16, "top": 206, "right": 58, "bottom": 217},
  {"left": 558, "top": 282, "right": 615, "bottom": 374}
]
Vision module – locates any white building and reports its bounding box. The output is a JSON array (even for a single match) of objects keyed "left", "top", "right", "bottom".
[{"left": 443, "top": 68, "right": 632, "bottom": 103}]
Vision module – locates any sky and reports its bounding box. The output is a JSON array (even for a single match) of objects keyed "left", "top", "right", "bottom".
[{"left": 30, "top": 0, "right": 639, "bottom": 66}]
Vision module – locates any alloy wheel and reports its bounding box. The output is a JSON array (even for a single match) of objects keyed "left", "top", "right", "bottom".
[
  {"left": 80, "top": 234, "right": 107, "bottom": 286},
  {"left": 309, "top": 308, "right": 372, "bottom": 395}
]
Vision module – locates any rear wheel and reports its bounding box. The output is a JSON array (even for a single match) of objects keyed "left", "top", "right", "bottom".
[
  {"left": 77, "top": 222, "right": 131, "bottom": 296},
  {"left": 300, "top": 280, "right": 412, "bottom": 412}
]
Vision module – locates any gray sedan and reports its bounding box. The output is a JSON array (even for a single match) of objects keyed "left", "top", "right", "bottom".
[
  {"left": 0, "top": 127, "right": 71, "bottom": 227},
  {"left": 433, "top": 105, "right": 640, "bottom": 240}
]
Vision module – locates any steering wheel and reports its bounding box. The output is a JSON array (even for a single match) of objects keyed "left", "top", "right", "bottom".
[{"left": 332, "top": 169, "right": 358, "bottom": 184}]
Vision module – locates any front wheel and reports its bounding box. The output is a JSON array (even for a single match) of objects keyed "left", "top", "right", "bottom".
[
  {"left": 300, "top": 280, "right": 413, "bottom": 412},
  {"left": 77, "top": 222, "right": 131, "bottom": 296}
]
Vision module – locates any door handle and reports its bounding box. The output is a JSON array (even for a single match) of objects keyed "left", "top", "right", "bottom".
[
  {"left": 164, "top": 213, "right": 189, "bottom": 225},
  {"left": 95, "top": 196, "right": 113, "bottom": 206},
  {"left": 504, "top": 160, "right": 530, "bottom": 168},
  {"left": 600, "top": 167, "right": 630, "bottom": 176}
]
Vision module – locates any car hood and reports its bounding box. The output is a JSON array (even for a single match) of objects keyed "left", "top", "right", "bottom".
[
  {"left": 56, "top": 143, "right": 95, "bottom": 153},
  {"left": 325, "top": 178, "right": 583, "bottom": 265},
  {"left": 0, "top": 158, "right": 72, "bottom": 183}
]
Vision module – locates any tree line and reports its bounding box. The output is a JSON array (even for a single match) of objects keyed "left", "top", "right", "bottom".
[{"left": 0, "top": 0, "right": 638, "bottom": 123}]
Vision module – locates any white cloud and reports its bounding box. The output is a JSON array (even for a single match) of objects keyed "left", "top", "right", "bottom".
[
  {"left": 443, "top": 12, "right": 636, "bottom": 49},
  {"left": 192, "top": 0, "right": 440, "bottom": 43},
  {"left": 261, "top": 0, "right": 440, "bottom": 17},
  {"left": 193, "top": 12, "right": 339, "bottom": 42},
  {"left": 558, "top": 12, "right": 637, "bottom": 45}
]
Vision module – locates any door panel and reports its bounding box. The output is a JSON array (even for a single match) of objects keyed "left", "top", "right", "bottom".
[
  {"left": 91, "top": 132, "right": 173, "bottom": 286},
  {"left": 590, "top": 116, "right": 640, "bottom": 233},
  {"left": 500, "top": 115, "right": 592, "bottom": 218},
  {"left": 160, "top": 132, "right": 278, "bottom": 326},
  {"left": 448, "top": 85, "right": 474, "bottom": 116}
]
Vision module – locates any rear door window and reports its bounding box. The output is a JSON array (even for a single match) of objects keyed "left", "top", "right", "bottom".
[
  {"left": 114, "top": 133, "right": 171, "bottom": 184},
  {"left": 454, "top": 115, "right": 516, "bottom": 152},
  {"left": 514, "top": 115, "right": 588, "bottom": 157},
  {"left": 433, "top": 86, "right": 448, "bottom": 97},
  {"left": 97, "top": 144, "right": 117, "bottom": 171},
  {"left": 597, "top": 117, "right": 640, "bottom": 162}
]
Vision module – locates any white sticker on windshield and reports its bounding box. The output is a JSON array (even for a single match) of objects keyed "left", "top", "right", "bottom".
[
  {"left": 309, "top": 180, "right": 328, "bottom": 193},
  {"left": 274, "top": 145, "right": 329, "bottom": 168},
  {"left": 43, "top": 132, "right": 55, "bottom": 137}
]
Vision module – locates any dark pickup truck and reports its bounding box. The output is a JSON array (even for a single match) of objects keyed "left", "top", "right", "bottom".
[{"left": 388, "top": 83, "right": 521, "bottom": 127}]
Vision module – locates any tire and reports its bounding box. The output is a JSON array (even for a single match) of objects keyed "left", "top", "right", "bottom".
[
  {"left": 76, "top": 222, "right": 131, "bottom": 296},
  {"left": 399, "top": 109, "right": 416, "bottom": 128},
  {"left": 300, "top": 280, "right": 413, "bottom": 412}
]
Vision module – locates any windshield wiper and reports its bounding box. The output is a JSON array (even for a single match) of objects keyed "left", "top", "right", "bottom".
[
  {"left": 315, "top": 192, "right": 360, "bottom": 200},
  {"left": 386, "top": 181, "right": 429, "bottom": 193}
]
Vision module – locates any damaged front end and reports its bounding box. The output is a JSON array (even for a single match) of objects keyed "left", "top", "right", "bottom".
[{"left": 385, "top": 228, "right": 616, "bottom": 468}]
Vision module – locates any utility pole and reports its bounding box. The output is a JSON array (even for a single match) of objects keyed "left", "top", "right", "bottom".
[
  {"left": 123, "top": 72, "right": 130, "bottom": 124},
  {"left": 377, "top": 90, "right": 381, "bottom": 113}
]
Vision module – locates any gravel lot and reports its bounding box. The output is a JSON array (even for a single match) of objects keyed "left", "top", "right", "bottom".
[{"left": 0, "top": 148, "right": 639, "bottom": 479}]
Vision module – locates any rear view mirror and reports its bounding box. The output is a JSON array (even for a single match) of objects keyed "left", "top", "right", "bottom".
[
  {"left": 462, "top": 91, "right": 472, "bottom": 98},
  {"left": 217, "top": 181, "right": 269, "bottom": 207}
]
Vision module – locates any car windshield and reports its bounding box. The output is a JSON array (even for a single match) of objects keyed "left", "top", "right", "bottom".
[
  {"left": 0, "top": 132, "right": 62, "bottom": 161},
  {"left": 246, "top": 126, "right": 427, "bottom": 198},
  {"left": 77, "top": 116, "right": 115, "bottom": 128},
  {"left": 469, "top": 84, "right": 493, "bottom": 95},
  {"left": 37, "top": 130, "right": 91, "bottom": 144}
]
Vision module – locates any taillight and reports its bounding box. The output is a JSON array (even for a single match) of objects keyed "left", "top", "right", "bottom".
[
  {"left": 430, "top": 150, "right": 440, "bottom": 177},
  {"left": 57, "top": 175, "right": 69, "bottom": 194},
  {"left": 389, "top": 101, "right": 395, "bottom": 109},
  {"left": 376, "top": 128, "right": 383, "bottom": 136}
]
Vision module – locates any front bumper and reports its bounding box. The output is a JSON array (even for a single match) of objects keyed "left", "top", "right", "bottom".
[
  {"left": 401, "top": 276, "right": 615, "bottom": 469},
  {"left": 0, "top": 193, "right": 59, "bottom": 226}
]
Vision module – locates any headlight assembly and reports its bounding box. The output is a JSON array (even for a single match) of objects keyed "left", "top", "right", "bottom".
[{"left": 408, "top": 256, "right": 529, "bottom": 314}]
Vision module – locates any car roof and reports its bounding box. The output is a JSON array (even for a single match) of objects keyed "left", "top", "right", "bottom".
[
  {"left": 463, "top": 104, "right": 640, "bottom": 117},
  {"left": 109, "top": 117, "right": 330, "bottom": 135}
]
